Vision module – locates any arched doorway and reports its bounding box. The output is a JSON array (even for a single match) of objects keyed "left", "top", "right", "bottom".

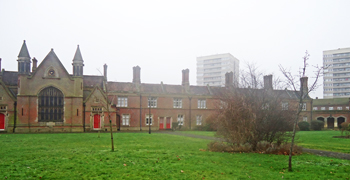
[
  {"left": 317, "top": 117, "right": 325, "bottom": 122},
  {"left": 94, "top": 114, "right": 101, "bottom": 129},
  {"left": 327, "top": 117, "right": 335, "bottom": 129},
  {"left": 337, "top": 117, "right": 346, "bottom": 128},
  {"left": 0, "top": 113, "right": 5, "bottom": 130},
  {"left": 38, "top": 87, "right": 64, "bottom": 122}
]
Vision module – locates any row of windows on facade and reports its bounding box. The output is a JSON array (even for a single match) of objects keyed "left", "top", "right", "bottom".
[
  {"left": 324, "top": 83, "right": 350, "bottom": 87},
  {"left": 324, "top": 78, "right": 350, "bottom": 82},
  {"left": 323, "top": 58, "right": 350, "bottom": 63},
  {"left": 324, "top": 73, "right": 350, "bottom": 77},
  {"left": 324, "top": 68, "right": 350, "bottom": 72},
  {"left": 323, "top": 53, "right": 350, "bottom": 58},
  {"left": 313, "top": 106, "right": 350, "bottom": 111},
  {"left": 116, "top": 97, "right": 207, "bottom": 109},
  {"left": 324, "top": 88, "right": 350, "bottom": 92},
  {"left": 324, "top": 93, "right": 350, "bottom": 96},
  {"left": 121, "top": 114, "right": 202, "bottom": 126}
]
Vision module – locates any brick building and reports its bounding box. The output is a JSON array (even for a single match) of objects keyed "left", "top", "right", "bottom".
[{"left": 0, "top": 41, "right": 329, "bottom": 133}]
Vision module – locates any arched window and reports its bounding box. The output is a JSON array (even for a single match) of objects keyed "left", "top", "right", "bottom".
[{"left": 38, "top": 87, "right": 64, "bottom": 122}]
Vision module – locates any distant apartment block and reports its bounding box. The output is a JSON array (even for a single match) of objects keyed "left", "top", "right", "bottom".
[
  {"left": 196, "top": 53, "right": 239, "bottom": 87},
  {"left": 323, "top": 47, "right": 350, "bottom": 99}
]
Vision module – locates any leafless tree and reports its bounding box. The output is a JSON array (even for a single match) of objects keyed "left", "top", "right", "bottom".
[{"left": 279, "top": 51, "right": 322, "bottom": 171}]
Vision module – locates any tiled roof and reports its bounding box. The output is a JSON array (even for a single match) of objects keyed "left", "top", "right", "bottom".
[
  {"left": 83, "top": 75, "right": 103, "bottom": 88},
  {"left": 2, "top": 71, "right": 18, "bottom": 86},
  {"left": 107, "top": 82, "right": 137, "bottom": 93}
]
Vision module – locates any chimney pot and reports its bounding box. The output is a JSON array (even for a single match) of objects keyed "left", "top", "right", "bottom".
[{"left": 32, "top": 58, "right": 37, "bottom": 72}]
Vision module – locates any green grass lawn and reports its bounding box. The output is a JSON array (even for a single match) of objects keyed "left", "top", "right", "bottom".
[
  {"left": 178, "top": 131, "right": 216, "bottom": 137},
  {"left": 180, "top": 130, "right": 350, "bottom": 154},
  {"left": 0, "top": 132, "right": 349, "bottom": 179},
  {"left": 296, "top": 130, "right": 350, "bottom": 154}
]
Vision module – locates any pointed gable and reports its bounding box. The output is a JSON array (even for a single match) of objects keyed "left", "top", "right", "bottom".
[{"left": 29, "top": 49, "right": 72, "bottom": 79}]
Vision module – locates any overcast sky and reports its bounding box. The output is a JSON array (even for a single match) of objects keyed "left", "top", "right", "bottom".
[{"left": 1, "top": 0, "right": 350, "bottom": 98}]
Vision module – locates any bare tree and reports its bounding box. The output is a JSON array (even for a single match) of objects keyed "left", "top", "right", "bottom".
[{"left": 279, "top": 51, "right": 322, "bottom": 171}]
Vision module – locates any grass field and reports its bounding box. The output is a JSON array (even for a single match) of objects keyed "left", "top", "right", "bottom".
[
  {"left": 297, "top": 131, "right": 350, "bottom": 154},
  {"left": 0, "top": 132, "right": 349, "bottom": 179},
  {"left": 179, "top": 130, "right": 350, "bottom": 154}
]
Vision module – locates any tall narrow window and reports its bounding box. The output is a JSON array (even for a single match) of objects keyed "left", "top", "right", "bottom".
[
  {"left": 38, "top": 87, "right": 64, "bottom": 122},
  {"left": 146, "top": 114, "right": 153, "bottom": 125},
  {"left": 122, "top": 114, "right": 130, "bottom": 126},
  {"left": 196, "top": 115, "right": 202, "bottom": 125},
  {"left": 177, "top": 114, "right": 184, "bottom": 125}
]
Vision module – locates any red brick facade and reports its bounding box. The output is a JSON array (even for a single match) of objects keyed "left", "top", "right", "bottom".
[{"left": 1, "top": 41, "right": 340, "bottom": 133}]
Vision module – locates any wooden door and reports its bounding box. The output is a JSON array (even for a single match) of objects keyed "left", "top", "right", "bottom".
[
  {"left": 159, "top": 117, "right": 164, "bottom": 130},
  {"left": 94, "top": 114, "right": 100, "bottom": 129},
  {"left": 0, "top": 113, "right": 4, "bottom": 130},
  {"left": 166, "top": 117, "right": 171, "bottom": 129}
]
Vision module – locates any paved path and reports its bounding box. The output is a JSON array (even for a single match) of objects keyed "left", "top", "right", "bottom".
[{"left": 157, "top": 131, "right": 350, "bottom": 160}]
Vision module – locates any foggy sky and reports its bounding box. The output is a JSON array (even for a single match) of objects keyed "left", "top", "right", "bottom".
[{"left": 1, "top": 0, "right": 350, "bottom": 98}]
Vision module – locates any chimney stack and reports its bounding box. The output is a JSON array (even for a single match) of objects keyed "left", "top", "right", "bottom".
[
  {"left": 263, "top": 75, "right": 273, "bottom": 90},
  {"left": 300, "top": 77, "right": 308, "bottom": 95},
  {"left": 103, "top": 64, "right": 107, "bottom": 81},
  {"left": 182, "top": 69, "right": 189, "bottom": 86},
  {"left": 32, "top": 58, "right": 37, "bottom": 72},
  {"left": 225, "top": 71, "right": 234, "bottom": 87},
  {"left": 133, "top": 66, "right": 141, "bottom": 84}
]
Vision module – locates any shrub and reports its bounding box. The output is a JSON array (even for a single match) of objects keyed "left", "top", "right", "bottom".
[
  {"left": 311, "top": 120, "right": 324, "bottom": 131},
  {"left": 298, "top": 121, "right": 310, "bottom": 131}
]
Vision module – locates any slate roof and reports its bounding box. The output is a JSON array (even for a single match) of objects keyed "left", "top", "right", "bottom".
[{"left": 1, "top": 71, "right": 18, "bottom": 86}]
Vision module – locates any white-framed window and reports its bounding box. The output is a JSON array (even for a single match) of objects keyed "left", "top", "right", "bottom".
[
  {"left": 196, "top": 115, "right": 202, "bottom": 125},
  {"left": 313, "top": 107, "right": 318, "bottom": 110},
  {"left": 300, "top": 103, "right": 306, "bottom": 111},
  {"left": 148, "top": 97, "right": 157, "bottom": 108},
  {"left": 303, "top": 116, "right": 307, "bottom": 122},
  {"left": 146, "top": 114, "right": 153, "bottom": 125},
  {"left": 177, "top": 114, "right": 184, "bottom": 126},
  {"left": 282, "top": 102, "right": 288, "bottom": 110},
  {"left": 337, "top": 107, "right": 342, "bottom": 110},
  {"left": 321, "top": 107, "right": 326, "bottom": 110},
  {"left": 346, "top": 106, "right": 349, "bottom": 110},
  {"left": 117, "top": 97, "right": 128, "bottom": 107},
  {"left": 329, "top": 107, "right": 334, "bottom": 110},
  {"left": 122, "top": 114, "right": 130, "bottom": 126},
  {"left": 198, "top": 99, "right": 206, "bottom": 109},
  {"left": 173, "top": 98, "right": 182, "bottom": 108}
]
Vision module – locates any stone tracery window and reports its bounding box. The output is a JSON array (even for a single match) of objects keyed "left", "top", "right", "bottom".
[{"left": 38, "top": 87, "right": 64, "bottom": 122}]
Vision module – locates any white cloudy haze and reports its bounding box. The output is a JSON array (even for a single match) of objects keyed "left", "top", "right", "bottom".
[{"left": 1, "top": 0, "right": 350, "bottom": 98}]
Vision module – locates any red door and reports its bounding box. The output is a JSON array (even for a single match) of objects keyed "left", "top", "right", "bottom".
[
  {"left": 0, "top": 113, "right": 4, "bottom": 130},
  {"left": 94, "top": 114, "right": 100, "bottom": 129},
  {"left": 159, "top": 117, "right": 164, "bottom": 130},
  {"left": 166, "top": 117, "right": 171, "bottom": 129}
]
